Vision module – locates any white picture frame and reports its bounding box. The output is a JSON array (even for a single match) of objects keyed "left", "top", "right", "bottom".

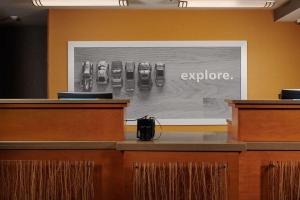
[{"left": 68, "top": 41, "right": 247, "bottom": 125}]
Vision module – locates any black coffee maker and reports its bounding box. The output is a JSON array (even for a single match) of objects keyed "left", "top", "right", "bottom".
[{"left": 137, "top": 116, "right": 155, "bottom": 141}]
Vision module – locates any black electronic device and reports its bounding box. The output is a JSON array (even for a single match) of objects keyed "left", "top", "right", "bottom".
[
  {"left": 57, "top": 92, "right": 113, "bottom": 99},
  {"left": 280, "top": 89, "right": 300, "bottom": 99},
  {"left": 137, "top": 117, "right": 155, "bottom": 141}
]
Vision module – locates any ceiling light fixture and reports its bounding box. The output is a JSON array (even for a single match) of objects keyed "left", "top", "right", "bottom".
[
  {"left": 32, "top": 0, "right": 128, "bottom": 7},
  {"left": 178, "top": 0, "right": 276, "bottom": 8},
  {"left": 0, "top": 16, "right": 21, "bottom": 24}
]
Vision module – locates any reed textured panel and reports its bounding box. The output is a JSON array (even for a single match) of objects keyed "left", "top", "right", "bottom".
[
  {"left": 132, "top": 162, "right": 228, "bottom": 200},
  {"left": 264, "top": 161, "right": 300, "bottom": 200},
  {"left": 0, "top": 160, "right": 94, "bottom": 200},
  {"left": 73, "top": 46, "right": 241, "bottom": 120}
]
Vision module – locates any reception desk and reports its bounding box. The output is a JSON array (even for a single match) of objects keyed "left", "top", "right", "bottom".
[
  {"left": 3, "top": 132, "right": 300, "bottom": 200},
  {"left": 2, "top": 99, "right": 300, "bottom": 199},
  {"left": 0, "top": 132, "right": 242, "bottom": 200}
]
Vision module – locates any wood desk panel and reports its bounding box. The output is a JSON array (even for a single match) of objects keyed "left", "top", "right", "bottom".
[
  {"left": 239, "top": 109, "right": 300, "bottom": 141},
  {"left": 239, "top": 151, "right": 300, "bottom": 200},
  {"left": 0, "top": 108, "right": 124, "bottom": 141},
  {"left": 0, "top": 150, "right": 124, "bottom": 200},
  {"left": 123, "top": 152, "right": 239, "bottom": 200},
  {"left": 227, "top": 100, "right": 300, "bottom": 142},
  {"left": 0, "top": 100, "right": 128, "bottom": 141}
]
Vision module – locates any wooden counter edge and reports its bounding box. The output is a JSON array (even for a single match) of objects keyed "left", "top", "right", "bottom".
[
  {"left": 0, "top": 141, "right": 247, "bottom": 151},
  {"left": 4, "top": 141, "right": 300, "bottom": 151},
  {"left": 246, "top": 142, "right": 300, "bottom": 151},
  {"left": 0, "top": 141, "right": 116, "bottom": 150},
  {"left": 116, "top": 141, "right": 246, "bottom": 152}
]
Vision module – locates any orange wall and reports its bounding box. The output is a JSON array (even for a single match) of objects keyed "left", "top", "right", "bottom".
[{"left": 48, "top": 9, "right": 300, "bottom": 131}]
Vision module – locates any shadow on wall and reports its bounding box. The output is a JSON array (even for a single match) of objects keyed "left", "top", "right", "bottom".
[{"left": 0, "top": 25, "right": 47, "bottom": 98}]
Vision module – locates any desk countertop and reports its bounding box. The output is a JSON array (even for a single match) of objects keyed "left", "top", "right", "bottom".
[
  {"left": 2, "top": 132, "right": 300, "bottom": 151},
  {"left": 117, "top": 132, "right": 245, "bottom": 152},
  {"left": 121, "top": 132, "right": 300, "bottom": 151}
]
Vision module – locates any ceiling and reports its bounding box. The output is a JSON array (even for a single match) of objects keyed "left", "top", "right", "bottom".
[
  {"left": 0, "top": 0, "right": 298, "bottom": 26},
  {"left": 274, "top": 0, "right": 300, "bottom": 21},
  {"left": 0, "top": 0, "right": 47, "bottom": 26}
]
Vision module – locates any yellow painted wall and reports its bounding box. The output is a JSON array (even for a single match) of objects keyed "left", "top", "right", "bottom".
[{"left": 48, "top": 9, "right": 300, "bottom": 132}]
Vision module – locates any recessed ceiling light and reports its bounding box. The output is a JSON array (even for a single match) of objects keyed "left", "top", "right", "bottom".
[
  {"left": 32, "top": 0, "right": 128, "bottom": 7},
  {"left": 178, "top": 0, "right": 276, "bottom": 8},
  {"left": 10, "top": 16, "right": 20, "bottom": 21}
]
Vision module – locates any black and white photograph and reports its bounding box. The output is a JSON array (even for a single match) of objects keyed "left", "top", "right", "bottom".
[{"left": 68, "top": 41, "right": 247, "bottom": 124}]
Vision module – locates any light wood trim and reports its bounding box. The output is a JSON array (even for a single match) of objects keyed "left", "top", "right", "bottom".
[
  {"left": 246, "top": 142, "right": 300, "bottom": 151},
  {"left": 0, "top": 141, "right": 116, "bottom": 150},
  {"left": 117, "top": 141, "right": 246, "bottom": 152},
  {"left": 5, "top": 140, "right": 300, "bottom": 151}
]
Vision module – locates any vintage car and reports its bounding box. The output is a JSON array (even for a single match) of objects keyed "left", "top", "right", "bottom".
[
  {"left": 125, "top": 62, "right": 136, "bottom": 92},
  {"left": 155, "top": 63, "right": 165, "bottom": 87},
  {"left": 81, "top": 61, "right": 93, "bottom": 91},
  {"left": 96, "top": 61, "right": 109, "bottom": 85},
  {"left": 138, "top": 62, "right": 152, "bottom": 90},
  {"left": 111, "top": 61, "right": 123, "bottom": 88}
]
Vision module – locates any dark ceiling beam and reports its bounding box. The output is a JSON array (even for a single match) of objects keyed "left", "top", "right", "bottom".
[{"left": 274, "top": 0, "right": 300, "bottom": 21}]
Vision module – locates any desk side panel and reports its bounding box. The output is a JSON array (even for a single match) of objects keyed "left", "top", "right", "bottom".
[
  {"left": 239, "top": 109, "right": 300, "bottom": 141},
  {"left": 0, "top": 107, "right": 124, "bottom": 141},
  {"left": 228, "top": 105, "right": 239, "bottom": 141}
]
